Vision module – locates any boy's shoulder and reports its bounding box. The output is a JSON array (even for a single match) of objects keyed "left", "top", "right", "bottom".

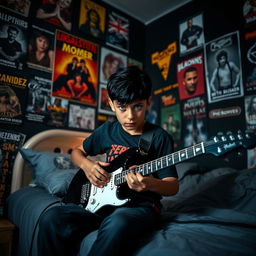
[{"left": 144, "top": 122, "right": 171, "bottom": 139}]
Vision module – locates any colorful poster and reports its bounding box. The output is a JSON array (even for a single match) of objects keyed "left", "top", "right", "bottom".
[
  {"left": 0, "top": 10, "right": 28, "bottom": 70},
  {"left": 0, "top": 0, "right": 31, "bottom": 17},
  {"left": 100, "top": 46, "right": 127, "bottom": 84},
  {"left": 245, "top": 94, "right": 256, "bottom": 130},
  {"left": 106, "top": 11, "right": 129, "bottom": 53},
  {"left": 52, "top": 30, "right": 99, "bottom": 106},
  {"left": 68, "top": 102, "right": 95, "bottom": 130},
  {"left": 179, "top": 13, "right": 204, "bottom": 55},
  {"left": 0, "top": 71, "right": 27, "bottom": 125},
  {"left": 177, "top": 53, "right": 205, "bottom": 100},
  {"left": 204, "top": 31, "right": 243, "bottom": 103},
  {"left": 35, "top": 0, "right": 73, "bottom": 31},
  {"left": 79, "top": 0, "right": 106, "bottom": 40},
  {"left": 0, "top": 129, "right": 26, "bottom": 216},
  {"left": 243, "top": 0, "right": 256, "bottom": 26},
  {"left": 98, "top": 83, "right": 114, "bottom": 115},
  {"left": 27, "top": 24, "right": 55, "bottom": 72}
]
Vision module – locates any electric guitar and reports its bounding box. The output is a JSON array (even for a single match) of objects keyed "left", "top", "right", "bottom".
[{"left": 64, "top": 131, "right": 256, "bottom": 213}]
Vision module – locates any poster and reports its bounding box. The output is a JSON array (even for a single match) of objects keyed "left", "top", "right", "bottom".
[
  {"left": 245, "top": 94, "right": 256, "bottom": 131},
  {"left": 0, "top": 0, "right": 31, "bottom": 17},
  {"left": 0, "top": 71, "right": 27, "bottom": 125},
  {"left": 0, "top": 129, "right": 26, "bottom": 216},
  {"left": 52, "top": 30, "right": 99, "bottom": 106},
  {"left": 106, "top": 11, "right": 129, "bottom": 53},
  {"left": 243, "top": 0, "right": 256, "bottom": 27},
  {"left": 79, "top": 0, "right": 106, "bottom": 40},
  {"left": 204, "top": 31, "right": 244, "bottom": 103},
  {"left": 177, "top": 53, "right": 205, "bottom": 100},
  {"left": 98, "top": 83, "right": 114, "bottom": 115},
  {"left": 0, "top": 10, "right": 28, "bottom": 70}
]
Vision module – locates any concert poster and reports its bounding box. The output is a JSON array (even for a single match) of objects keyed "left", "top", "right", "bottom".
[
  {"left": 52, "top": 30, "right": 99, "bottom": 106},
  {"left": 27, "top": 24, "right": 55, "bottom": 72},
  {"left": 243, "top": 0, "right": 256, "bottom": 27},
  {"left": 245, "top": 94, "right": 256, "bottom": 131},
  {"left": 0, "top": 71, "right": 27, "bottom": 125},
  {"left": 0, "top": 10, "right": 28, "bottom": 70},
  {"left": 0, "top": 129, "right": 26, "bottom": 216},
  {"left": 68, "top": 102, "right": 95, "bottom": 131},
  {"left": 79, "top": 0, "right": 106, "bottom": 40},
  {"left": 100, "top": 46, "right": 127, "bottom": 84},
  {"left": 98, "top": 83, "right": 114, "bottom": 115},
  {"left": 177, "top": 53, "right": 205, "bottom": 100},
  {"left": 204, "top": 31, "right": 244, "bottom": 103},
  {"left": 0, "top": 0, "right": 31, "bottom": 17},
  {"left": 106, "top": 10, "right": 129, "bottom": 53}
]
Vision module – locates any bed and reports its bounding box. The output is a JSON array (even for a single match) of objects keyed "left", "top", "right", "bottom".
[{"left": 6, "top": 129, "right": 256, "bottom": 256}]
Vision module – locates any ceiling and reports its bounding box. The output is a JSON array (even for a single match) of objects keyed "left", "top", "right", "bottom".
[{"left": 102, "top": 0, "right": 192, "bottom": 25}]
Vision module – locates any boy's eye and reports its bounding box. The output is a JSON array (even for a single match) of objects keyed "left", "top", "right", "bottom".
[
  {"left": 118, "top": 105, "right": 126, "bottom": 111},
  {"left": 134, "top": 105, "right": 143, "bottom": 110}
]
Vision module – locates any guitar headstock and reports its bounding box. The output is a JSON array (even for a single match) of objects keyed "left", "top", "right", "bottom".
[{"left": 205, "top": 130, "right": 256, "bottom": 156}]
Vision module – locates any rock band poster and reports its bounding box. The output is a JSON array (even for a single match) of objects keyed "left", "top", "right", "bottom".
[{"left": 204, "top": 31, "right": 244, "bottom": 103}]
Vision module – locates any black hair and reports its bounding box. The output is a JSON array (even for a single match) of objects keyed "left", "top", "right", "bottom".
[
  {"left": 183, "top": 66, "right": 197, "bottom": 78},
  {"left": 107, "top": 66, "right": 152, "bottom": 104},
  {"left": 216, "top": 50, "right": 228, "bottom": 62}
]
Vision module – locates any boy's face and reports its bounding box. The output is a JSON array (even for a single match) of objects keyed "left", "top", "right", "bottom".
[{"left": 108, "top": 98, "right": 151, "bottom": 135}]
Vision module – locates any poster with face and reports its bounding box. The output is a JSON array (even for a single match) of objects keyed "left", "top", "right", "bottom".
[{"left": 0, "top": 0, "right": 31, "bottom": 17}]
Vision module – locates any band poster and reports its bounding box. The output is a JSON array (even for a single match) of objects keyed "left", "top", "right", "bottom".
[
  {"left": 0, "top": 71, "right": 27, "bottom": 125},
  {"left": 243, "top": 0, "right": 256, "bottom": 27},
  {"left": 0, "top": 10, "right": 28, "bottom": 70},
  {"left": 204, "top": 31, "right": 244, "bottom": 103},
  {"left": 106, "top": 11, "right": 129, "bottom": 53},
  {"left": 177, "top": 53, "right": 205, "bottom": 100},
  {"left": 79, "top": 0, "right": 106, "bottom": 40},
  {"left": 245, "top": 94, "right": 256, "bottom": 130},
  {"left": 0, "top": 129, "right": 26, "bottom": 216},
  {"left": 52, "top": 30, "right": 99, "bottom": 106}
]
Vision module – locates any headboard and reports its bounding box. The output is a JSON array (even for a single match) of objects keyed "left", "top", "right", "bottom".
[{"left": 11, "top": 129, "right": 91, "bottom": 193}]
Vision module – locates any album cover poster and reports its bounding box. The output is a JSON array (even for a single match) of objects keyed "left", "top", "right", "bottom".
[
  {"left": 52, "top": 30, "right": 99, "bottom": 106},
  {"left": 34, "top": 0, "right": 73, "bottom": 31},
  {"left": 127, "top": 57, "right": 143, "bottom": 69},
  {"left": 106, "top": 11, "right": 129, "bottom": 53},
  {"left": 177, "top": 53, "right": 205, "bottom": 100},
  {"left": 27, "top": 24, "right": 55, "bottom": 72},
  {"left": 244, "top": 30, "right": 256, "bottom": 93},
  {"left": 245, "top": 94, "right": 256, "bottom": 130},
  {"left": 100, "top": 46, "right": 127, "bottom": 84},
  {"left": 179, "top": 13, "right": 204, "bottom": 56},
  {"left": 0, "top": 129, "right": 26, "bottom": 216},
  {"left": 204, "top": 31, "right": 244, "bottom": 103},
  {"left": 181, "top": 95, "right": 208, "bottom": 147},
  {"left": 0, "top": 10, "right": 28, "bottom": 70},
  {"left": 79, "top": 0, "right": 106, "bottom": 40},
  {"left": 68, "top": 102, "right": 95, "bottom": 130},
  {"left": 47, "top": 96, "right": 68, "bottom": 127},
  {"left": 243, "top": 0, "right": 256, "bottom": 27},
  {"left": 0, "top": 0, "right": 31, "bottom": 17},
  {"left": 25, "top": 75, "right": 52, "bottom": 123},
  {"left": 98, "top": 83, "right": 114, "bottom": 115},
  {"left": 0, "top": 71, "right": 27, "bottom": 125}
]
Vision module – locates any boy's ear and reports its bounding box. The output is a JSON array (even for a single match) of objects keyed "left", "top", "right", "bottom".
[
  {"left": 108, "top": 97, "right": 115, "bottom": 112},
  {"left": 147, "top": 96, "right": 152, "bottom": 108}
]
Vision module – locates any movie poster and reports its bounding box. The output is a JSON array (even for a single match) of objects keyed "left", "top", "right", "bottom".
[
  {"left": 52, "top": 30, "right": 99, "bottom": 106},
  {"left": 245, "top": 94, "right": 256, "bottom": 130},
  {"left": 0, "top": 129, "right": 26, "bottom": 216},
  {"left": 0, "top": 10, "right": 28, "bottom": 70},
  {"left": 79, "top": 0, "right": 106, "bottom": 40},
  {"left": 0, "top": 71, "right": 27, "bottom": 125},
  {"left": 0, "top": 0, "right": 31, "bottom": 17},
  {"left": 204, "top": 31, "right": 244, "bottom": 103},
  {"left": 27, "top": 24, "right": 55, "bottom": 72},
  {"left": 34, "top": 0, "right": 73, "bottom": 31},
  {"left": 68, "top": 102, "right": 95, "bottom": 130},
  {"left": 243, "top": 0, "right": 256, "bottom": 27},
  {"left": 100, "top": 46, "right": 127, "bottom": 84},
  {"left": 181, "top": 96, "right": 208, "bottom": 147},
  {"left": 177, "top": 53, "right": 205, "bottom": 100},
  {"left": 98, "top": 83, "right": 114, "bottom": 115},
  {"left": 244, "top": 30, "right": 256, "bottom": 93},
  {"left": 106, "top": 11, "right": 129, "bottom": 53},
  {"left": 179, "top": 13, "right": 204, "bottom": 56}
]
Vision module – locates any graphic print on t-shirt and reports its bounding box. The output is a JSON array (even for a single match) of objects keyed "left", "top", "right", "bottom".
[{"left": 107, "top": 144, "right": 129, "bottom": 162}]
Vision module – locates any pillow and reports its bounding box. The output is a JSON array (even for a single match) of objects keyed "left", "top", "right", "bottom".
[{"left": 19, "top": 148, "right": 79, "bottom": 196}]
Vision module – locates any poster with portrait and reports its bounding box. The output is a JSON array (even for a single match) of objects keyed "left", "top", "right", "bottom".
[
  {"left": 52, "top": 30, "right": 99, "bottom": 106},
  {"left": 27, "top": 24, "right": 55, "bottom": 73},
  {"left": 98, "top": 83, "right": 114, "bottom": 115},
  {"left": 204, "top": 31, "right": 244, "bottom": 103},
  {"left": 179, "top": 13, "right": 204, "bottom": 56},
  {"left": 106, "top": 11, "right": 129, "bottom": 53},
  {"left": 100, "top": 46, "right": 127, "bottom": 84},
  {"left": 34, "top": 0, "right": 73, "bottom": 31},
  {"left": 0, "top": 0, "right": 31, "bottom": 17},
  {"left": 177, "top": 53, "right": 205, "bottom": 100},
  {"left": 79, "top": 0, "right": 106, "bottom": 40},
  {"left": 0, "top": 10, "right": 28, "bottom": 70},
  {"left": 0, "top": 71, "right": 27, "bottom": 125},
  {"left": 243, "top": 0, "right": 256, "bottom": 27},
  {"left": 0, "top": 129, "right": 26, "bottom": 216},
  {"left": 244, "top": 30, "right": 256, "bottom": 93},
  {"left": 68, "top": 102, "right": 95, "bottom": 130},
  {"left": 245, "top": 94, "right": 256, "bottom": 130}
]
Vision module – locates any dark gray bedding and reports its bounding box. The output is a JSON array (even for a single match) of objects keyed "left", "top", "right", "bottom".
[{"left": 7, "top": 164, "right": 256, "bottom": 256}]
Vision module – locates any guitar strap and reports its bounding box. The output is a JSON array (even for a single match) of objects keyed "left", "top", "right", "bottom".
[{"left": 138, "top": 124, "right": 154, "bottom": 156}]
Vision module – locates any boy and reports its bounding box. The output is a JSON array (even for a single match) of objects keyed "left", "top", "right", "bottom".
[{"left": 37, "top": 66, "right": 179, "bottom": 256}]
